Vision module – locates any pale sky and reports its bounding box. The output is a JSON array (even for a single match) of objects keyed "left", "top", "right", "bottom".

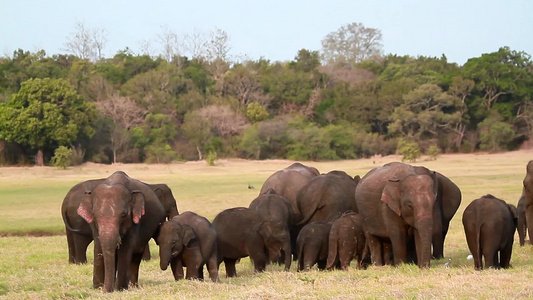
[{"left": 1, "top": 0, "right": 531, "bottom": 65}]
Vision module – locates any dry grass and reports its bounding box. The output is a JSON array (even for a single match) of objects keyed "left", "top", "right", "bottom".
[{"left": 0, "top": 151, "right": 532, "bottom": 299}]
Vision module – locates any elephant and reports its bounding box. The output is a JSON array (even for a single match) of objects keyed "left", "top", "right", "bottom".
[
  {"left": 212, "top": 207, "right": 288, "bottom": 277},
  {"left": 517, "top": 193, "right": 527, "bottom": 246},
  {"left": 76, "top": 171, "right": 166, "bottom": 292},
  {"left": 355, "top": 162, "right": 437, "bottom": 268},
  {"left": 156, "top": 211, "right": 218, "bottom": 282},
  {"left": 61, "top": 179, "right": 178, "bottom": 264},
  {"left": 326, "top": 212, "right": 368, "bottom": 270},
  {"left": 249, "top": 188, "right": 293, "bottom": 270},
  {"left": 296, "top": 221, "right": 332, "bottom": 271},
  {"left": 521, "top": 160, "right": 533, "bottom": 245},
  {"left": 260, "top": 162, "right": 320, "bottom": 221},
  {"left": 462, "top": 194, "right": 518, "bottom": 270}
]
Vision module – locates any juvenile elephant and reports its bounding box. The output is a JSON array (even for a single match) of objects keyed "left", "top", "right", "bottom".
[
  {"left": 355, "top": 162, "right": 437, "bottom": 268},
  {"left": 212, "top": 207, "right": 288, "bottom": 277},
  {"left": 249, "top": 189, "right": 293, "bottom": 270},
  {"left": 462, "top": 194, "right": 518, "bottom": 270},
  {"left": 517, "top": 193, "right": 527, "bottom": 246},
  {"left": 326, "top": 212, "right": 367, "bottom": 270},
  {"left": 62, "top": 179, "right": 178, "bottom": 264},
  {"left": 297, "top": 222, "right": 332, "bottom": 271},
  {"left": 260, "top": 162, "right": 319, "bottom": 221},
  {"left": 76, "top": 171, "right": 166, "bottom": 292},
  {"left": 156, "top": 211, "right": 218, "bottom": 282}
]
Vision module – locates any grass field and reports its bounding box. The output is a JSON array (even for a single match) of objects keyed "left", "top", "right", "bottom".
[{"left": 0, "top": 151, "right": 532, "bottom": 299}]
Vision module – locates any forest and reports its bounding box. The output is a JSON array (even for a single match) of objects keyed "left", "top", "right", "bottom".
[{"left": 0, "top": 23, "right": 532, "bottom": 166}]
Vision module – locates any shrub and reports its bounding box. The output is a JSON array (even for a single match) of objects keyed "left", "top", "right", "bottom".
[
  {"left": 397, "top": 139, "right": 421, "bottom": 162},
  {"left": 427, "top": 145, "right": 440, "bottom": 161},
  {"left": 51, "top": 146, "right": 73, "bottom": 169},
  {"left": 206, "top": 150, "right": 217, "bottom": 166}
]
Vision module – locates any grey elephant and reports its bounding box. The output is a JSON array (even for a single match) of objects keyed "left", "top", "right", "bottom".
[
  {"left": 62, "top": 179, "right": 178, "bottom": 264},
  {"left": 212, "top": 207, "right": 288, "bottom": 277},
  {"left": 355, "top": 162, "right": 437, "bottom": 268},
  {"left": 517, "top": 193, "right": 527, "bottom": 246},
  {"left": 326, "top": 212, "right": 367, "bottom": 270},
  {"left": 156, "top": 211, "right": 218, "bottom": 282},
  {"left": 296, "top": 221, "right": 332, "bottom": 271},
  {"left": 76, "top": 171, "right": 166, "bottom": 292},
  {"left": 462, "top": 194, "right": 517, "bottom": 270},
  {"left": 249, "top": 189, "right": 293, "bottom": 270}
]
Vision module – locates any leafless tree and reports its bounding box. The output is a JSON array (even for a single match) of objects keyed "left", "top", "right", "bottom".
[
  {"left": 184, "top": 28, "right": 207, "bottom": 60},
  {"left": 207, "top": 28, "right": 231, "bottom": 62},
  {"left": 321, "top": 22, "right": 383, "bottom": 65},
  {"left": 158, "top": 26, "right": 182, "bottom": 62},
  {"left": 64, "top": 21, "right": 107, "bottom": 62},
  {"left": 97, "top": 93, "right": 147, "bottom": 163},
  {"left": 198, "top": 105, "right": 249, "bottom": 137}
]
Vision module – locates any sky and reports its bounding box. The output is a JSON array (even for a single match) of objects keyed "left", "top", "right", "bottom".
[{"left": 1, "top": 0, "right": 532, "bottom": 66}]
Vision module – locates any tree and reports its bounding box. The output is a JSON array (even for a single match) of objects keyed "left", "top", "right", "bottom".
[
  {"left": 96, "top": 93, "right": 146, "bottom": 163},
  {"left": 158, "top": 26, "right": 182, "bottom": 63},
  {"left": 0, "top": 78, "right": 95, "bottom": 166},
  {"left": 206, "top": 28, "right": 231, "bottom": 62},
  {"left": 321, "top": 22, "right": 383, "bottom": 65},
  {"left": 64, "top": 21, "right": 107, "bottom": 62}
]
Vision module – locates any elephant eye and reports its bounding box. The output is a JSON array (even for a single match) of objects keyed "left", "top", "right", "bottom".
[{"left": 121, "top": 212, "right": 127, "bottom": 218}]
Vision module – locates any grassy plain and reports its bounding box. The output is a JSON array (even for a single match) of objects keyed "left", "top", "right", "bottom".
[{"left": 0, "top": 151, "right": 532, "bottom": 299}]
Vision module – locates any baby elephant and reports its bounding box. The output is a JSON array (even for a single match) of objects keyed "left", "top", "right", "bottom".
[
  {"left": 326, "top": 212, "right": 367, "bottom": 270},
  {"left": 297, "top": 222, "right": 332, "bottom": 271},
  {"left": 156, "top": 211, "right": 219, "bottom": 282},
  {"left": 462, "top": 194, "right": 518, "bottom": 270}
]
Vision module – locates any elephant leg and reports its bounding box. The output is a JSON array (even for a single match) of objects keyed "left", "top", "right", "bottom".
[
  {"left": 317, "top": 259, "right": 327, "bottom": 270},
  {"left": 115, "top": 246, "right": 133, "bottom": 291},
  {"left": 339, "top": 244, "right": 355, "bottom": 270},
  {"left": 207, "top": 253, "right": 219, "bottom": 282},
  {"left": 66, "top": 230, "right": 76, "bottom": 264},
  {"left": 224, "top": 259, "right": 238, "bottom": 277},
  {"left": 366, "top": 234, "right": 384, "bottom": 266},
  {"left": 92, "top": 240, "right": 105, "bottom": 289},
  {"left": 129, "top": 252, "right": 143, "bottom": 287},
  {"left": 526, "top": 207, "right": 533, "bottom": 245},
  {"left": 499, "top": 244, "right": 513, "bottom": 269},
  {"left": 389, "top": 232, "right": 408, "bottom": 266},
  {"left": 73, "top": 234, "right": 92, "bottom": 264},
  {"left": 141, "top": 244, "right": 151, "bottom": 261},
  {"left": 171, "top": 257, "right": 184, "bottom": 281},
  {"left": 432, "top": 208, "right": 444, "bottom": 260}
]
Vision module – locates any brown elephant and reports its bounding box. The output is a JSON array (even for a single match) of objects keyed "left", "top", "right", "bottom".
[
  {"left": 521, "top": 160, "right": 533, "bottom": 245},
  {"left": 76, "top": 171, "right": 166, "bottom": 292},
  {"left": 249, "top": 189, "right": 293, "bottom": 270},
  {"left": 296, "top": 222, "right": 332, "bottom": 271},
  {"left": 517, "top": 193, "right": 527, "bottom": 246},
  {"left": 212, "top": 207, "right": 289, "bottom": 277},
  {"left": 156, "top": 211, "right": 218, "bottom": 282},
  {"left": 326, "top": 212, "right": 368, "bottom": 270},
  {"left": 260, "top": 162, "right": 319, "bottom": 221},
  {"left": 62, "top": 179, "right": 178, "bottom": 264},
  {"left": 355, "top": 162, "right": 437, "bottom": 268},
  {"left": 462, "top": 194, "right": 518, "bottom": 270}
]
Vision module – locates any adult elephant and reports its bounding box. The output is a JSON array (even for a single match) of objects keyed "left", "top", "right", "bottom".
[
  {"left": 521, "top": 160, "right": 533, "bottom": 245},
  {"left": 517, "top": 193, "right": 527, "bottom": 246},
  {"left": 156, "top": 211, "right": 218, "bottom": 282},
  {"left": 259, "top": 162, "right": 319, "bottom": 221},
  {"left": 249, "top": 189, "right": 293, "bottom": 270},
  {"left": 62, "top": 179, "right": 178, "bottom": 264},
  {"left": 295, "top": 170, "right": 360, "bottom": 226},
  {"left": 355, "top": 162, "right": 437, "bottom": 268},
  {"left": 462, "top": 194, "right": 518, "bottom": 269},
  {"left": 76, "top": 171, "right": 165, "bottom": 292},
  {"left": 212, "top": 207, "right": 288, "bottom": 277}
]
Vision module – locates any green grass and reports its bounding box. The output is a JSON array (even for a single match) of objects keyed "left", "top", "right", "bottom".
[{"left": 0, "top": 152, "right": 532, "bottom": 299}]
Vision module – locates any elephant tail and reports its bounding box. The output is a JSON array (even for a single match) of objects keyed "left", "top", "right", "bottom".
[
  {"left": 62, "top": 209, "right": 82, "bottom": 233},
  {"left": 297, "top": 242, "right": 305, "bottom": 271},
  {"left": 475, "top": 221, "right": 482, "bottom": 269},
  {"left": 326, "top": 226, "right": 339, "bottom": 270}
]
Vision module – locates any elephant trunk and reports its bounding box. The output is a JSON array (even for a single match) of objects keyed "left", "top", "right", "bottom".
[
  {"left": 159, "top": 245, "right": 172, "bottom": 271},
  {"left": 99, "top": 231, "right": 120, "bottom": 292},
  {"left": 415, "top": 219, "right": 433, "bottom": 268}
]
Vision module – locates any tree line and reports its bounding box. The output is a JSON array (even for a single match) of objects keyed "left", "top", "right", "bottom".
[{"left": 0, "top": 22, "right": 532, "bottom": 166}]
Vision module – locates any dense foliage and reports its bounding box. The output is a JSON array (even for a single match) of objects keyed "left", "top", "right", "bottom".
[{"left": 0, "top": 28, "right": 531, "bottom": 165}]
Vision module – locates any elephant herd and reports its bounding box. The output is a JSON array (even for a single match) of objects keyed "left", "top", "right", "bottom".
[{"left": 60, "top": 161, "right": 533, "bottom": 293}]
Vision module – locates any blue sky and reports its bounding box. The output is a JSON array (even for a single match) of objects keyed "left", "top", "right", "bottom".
[{"left": 1, "top": 0, "right": 531, "bottom": 65}]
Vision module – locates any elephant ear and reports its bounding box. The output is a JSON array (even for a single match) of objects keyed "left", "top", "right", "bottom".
[
  {"left": 131, "top": 190, "right": 145, "bottom": 224},
  {"left": 381, "top": 178, "right": 401, "bottom": 216},
  {"left": 153, "top": 187, "right": 165, "bottom": 203},
  {"left": 77, "top": 191, "right": 94, "bottom": 223},
  {"left": 182, "top": 226, "right": 196, "bottom": 247}
]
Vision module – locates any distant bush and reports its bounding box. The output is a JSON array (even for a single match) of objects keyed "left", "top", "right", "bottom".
[
  {"left": 51, "top": 146, "right": 73, "bottom": 169},
  {"left": 397, "top": 139, "right": 421, "bottom": 162},
  {"left": 427, "top": 145, "right": 440, "bottom": 161}
]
